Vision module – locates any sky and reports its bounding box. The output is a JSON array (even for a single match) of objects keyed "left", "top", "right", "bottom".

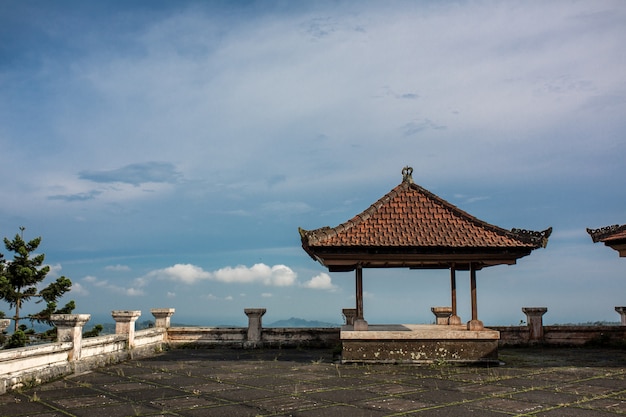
[{"left": 1, "top": 0, "right": 625, "bottom": 328}]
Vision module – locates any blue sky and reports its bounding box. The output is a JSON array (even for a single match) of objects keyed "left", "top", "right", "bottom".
[{"left": 1, "top": 0, "right": 625, "bottom": 327}]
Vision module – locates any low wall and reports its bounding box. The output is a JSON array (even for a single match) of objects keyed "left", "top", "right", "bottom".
[
  {"left": 495, "top": 325, "right": 626, "bottom": 347},
  {"left": 261, "top": 327, "right": 339, "bottom": 348},
  {"left": 167, "top": 327, "right": 247, "bottom": 346}
]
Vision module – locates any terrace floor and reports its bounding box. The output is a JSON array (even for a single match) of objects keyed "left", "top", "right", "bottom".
[{"left": 2, "top": 346, "right": 626, "bottom": 416}]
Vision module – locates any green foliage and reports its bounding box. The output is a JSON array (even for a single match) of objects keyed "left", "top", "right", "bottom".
[
  {"left": 83, "top": 324, "right": 104, "bottom": 338},
  {"left": 0, "top": 231, "right": 75, "bottom": 333},
  {"left": 6, "top": 329, "right": 28, "bottom": 348}
]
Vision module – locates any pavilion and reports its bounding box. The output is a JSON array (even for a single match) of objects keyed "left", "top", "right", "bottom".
[
  {"left": 587, "top": 224, "right": 626, "bottom": 257},
  {"left": 299, "top": 167, "right": 551, "bottom": 363}
]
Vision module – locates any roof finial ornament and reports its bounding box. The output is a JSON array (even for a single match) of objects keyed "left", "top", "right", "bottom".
[{"left": 402, "top": 166, "right": 414, "bottom": 183}]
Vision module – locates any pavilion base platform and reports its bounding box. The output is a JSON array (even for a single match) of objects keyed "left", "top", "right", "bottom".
[{"left": 341, "top": 324, "right": 500, "bottom": 365}]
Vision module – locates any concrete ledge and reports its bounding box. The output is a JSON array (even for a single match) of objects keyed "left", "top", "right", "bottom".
[
  {"left": 166, "top": 327, "right": 247, "bottom": 346},
  {"left": 262, "top": 327, "right": 340, "bottom": 348},
  {"left": 341, "top": 324, "right": 500, "bottom": 340},
  {"left": 341, "top": 324, "right": 500, "bottom": 364},
  {"left": 494, "top": 325, "right": 626, "bottom": 347}
]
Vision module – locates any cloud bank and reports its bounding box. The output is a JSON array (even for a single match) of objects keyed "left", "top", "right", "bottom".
[{"left": 143, "top": 263, "right": 297, "bottom": 287}]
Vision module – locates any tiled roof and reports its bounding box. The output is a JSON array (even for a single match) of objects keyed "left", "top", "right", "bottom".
[{"left": 301, "top": 175, "right": 551, "bottom": 250}]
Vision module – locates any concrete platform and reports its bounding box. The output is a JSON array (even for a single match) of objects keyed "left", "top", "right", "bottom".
[
  {"left": 341, "top": 324, "right": 500, "bottom": 364},
  {"left": 2, "top": 346, "right": 626, "bottom": 416}
]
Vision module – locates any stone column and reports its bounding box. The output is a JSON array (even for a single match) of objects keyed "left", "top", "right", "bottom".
[
  {"left": 522, "top": 307, "right": 547, "bottom": 343},
  {"left": 112, "top": 310, "right": 141, "bottom": 348},
  {"left": 51, "top": 314, "right": 91, "bottom": 361},
  {"left": 342, "top": 308, "right": 357, "bottom": 326},
  {"left": 244, "top": 308, "right": 266, "bottom": 347},
  {"left": 467, "top": 265, "right": 484, "bottom": 330},
  {"left": 151, "top": 308, "right": 175, "bottom": 328},
  {"left": 431, "top": 307, "right": 453, "bottom": 325},
  {"left": 449, "top": 266, "right": 462, "bottom": 325},
  {"left": 354, "top": 266, "right": 368, "bottom": 330},
  {"left": 615, "top": 307, "right": 626, "bottom": 325}
]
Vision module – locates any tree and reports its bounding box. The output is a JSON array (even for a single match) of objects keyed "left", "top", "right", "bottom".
[{"left": 0, "top": 230, "right": 74, "bottom": 333}]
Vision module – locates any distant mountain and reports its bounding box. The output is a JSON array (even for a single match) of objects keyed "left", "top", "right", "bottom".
[{"left": 267, "top": 317, "right": 340, "bottom": 328}]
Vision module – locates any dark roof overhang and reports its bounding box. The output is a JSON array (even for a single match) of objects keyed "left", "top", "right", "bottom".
[{"left": 303, "top": 245, "right": 535, "bottom": 272}]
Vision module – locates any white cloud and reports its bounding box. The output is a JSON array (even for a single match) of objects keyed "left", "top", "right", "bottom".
[
  {"left": 302, "top": 273, "right": 338, "bottom": 291},
  {"left": 146, "top": 263, "right": 211, "bottom": 284},
  {"left": 140, "top": 263, "right": 297, "bottom": 287},
  {"left": 261, "top": 293, "right": 273, "bottom": 298},
  {"left": 212, "top": 263, "right": 297, "bottom": 287},
  {"left": 166, "top": 291, "right": 176, "bottom": 298},
  {"left": 71, "top": 282, "right": 89, "bottom": 296}
]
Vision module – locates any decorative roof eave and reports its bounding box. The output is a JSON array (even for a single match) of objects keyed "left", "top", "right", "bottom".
[
  {"left": 587, "top": 224, "right": 626, "bottom": 257},
  {"left": 510, "top": 227, "right": 553, "bottom": 248},
  {"left": 587, "top": 224, "right": 626, "bottom": 243}
]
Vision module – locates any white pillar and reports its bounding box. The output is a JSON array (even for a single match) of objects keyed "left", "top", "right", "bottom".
[
  {"left": 51, "top": 314, "right": 91, "bottom": 361},
  {"left": 151, "top": 308, "right": 175, "bottom": 328},
  {"left": 111, "top": 310, "right": 141, "bottom": 347}
]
